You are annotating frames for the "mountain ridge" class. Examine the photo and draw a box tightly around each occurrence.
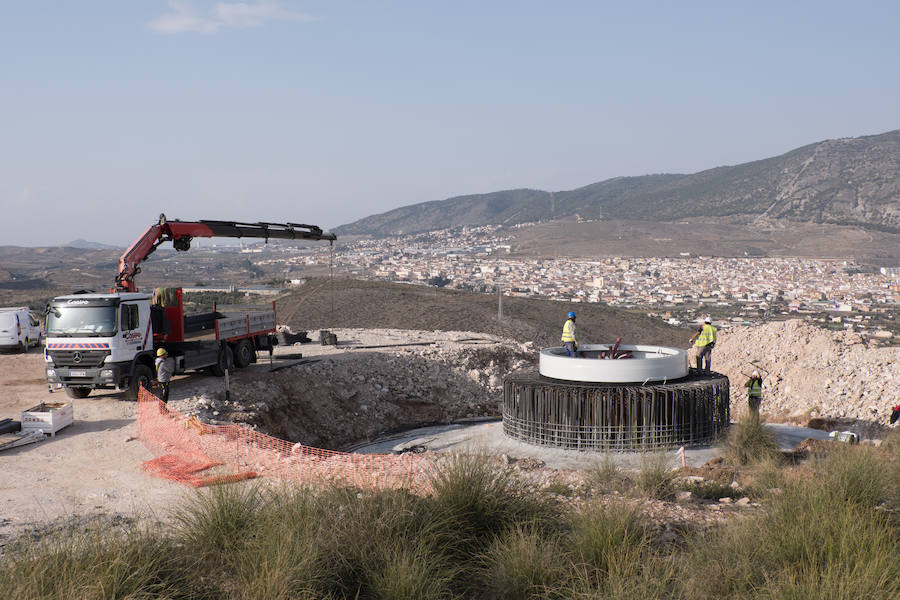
[336,130,900,236]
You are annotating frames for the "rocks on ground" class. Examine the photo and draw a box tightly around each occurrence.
[711,319,898,428]
[169,322,899,449]
[170,329,534,449]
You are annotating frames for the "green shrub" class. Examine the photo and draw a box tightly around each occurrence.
[745,454,788,496]
[544,478,575,497]
[680,450,900,600]
[678,478,740,501]
[173,481,265,562]
[812,444,887,509]
[565,557,681,600]
[882,430,900,513]
[567,501,650,578]
[229,487,327,600]
[564,501,679,600]
[478,524,568,600]
[5,442,898,600]
[723,419,782,466]
[587,453,630,494]
[0,523,196,600]
[310,487,452,598]
[635,453,674,500]
[428,453,555,554]
[366,542,458,600]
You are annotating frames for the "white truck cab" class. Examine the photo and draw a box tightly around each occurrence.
[44,292,154,399]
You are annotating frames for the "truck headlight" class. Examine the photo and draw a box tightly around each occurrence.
[101,369,114,379]
[46,368,57,378]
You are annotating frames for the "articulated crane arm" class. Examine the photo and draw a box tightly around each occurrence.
[114,213,337,292]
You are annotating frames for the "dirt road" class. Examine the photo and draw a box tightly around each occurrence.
[0,349,194,541]
[0,330,518,540]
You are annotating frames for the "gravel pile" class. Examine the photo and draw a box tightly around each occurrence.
[711,319,898,426]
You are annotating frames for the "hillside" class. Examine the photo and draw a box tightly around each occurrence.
[336,130,900,235]
[276,277,691,349]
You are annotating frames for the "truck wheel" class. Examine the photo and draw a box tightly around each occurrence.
[65,387,92,399]
[233,339,254,368]
[211,345,234,377]
[127,364,154,401]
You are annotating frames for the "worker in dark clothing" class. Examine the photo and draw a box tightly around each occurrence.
[689,317,717,371]
[891,404,900,425]
[745,370,763,424]
[154,347,174,403]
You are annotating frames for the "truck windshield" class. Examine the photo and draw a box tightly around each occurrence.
[46,305,118,337]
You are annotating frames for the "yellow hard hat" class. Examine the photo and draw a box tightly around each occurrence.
[157,348,168,357]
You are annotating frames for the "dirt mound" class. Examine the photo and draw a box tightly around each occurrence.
[172,330,534,449]
[712,320,899,426]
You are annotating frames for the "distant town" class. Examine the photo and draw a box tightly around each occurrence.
[233,224,899,342]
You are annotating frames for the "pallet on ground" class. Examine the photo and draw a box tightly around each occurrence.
[0,431,45,451]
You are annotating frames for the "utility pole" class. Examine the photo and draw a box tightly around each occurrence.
[498,286,503,321]
[329,241,335,318]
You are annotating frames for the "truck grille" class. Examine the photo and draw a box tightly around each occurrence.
[49,350,110,368]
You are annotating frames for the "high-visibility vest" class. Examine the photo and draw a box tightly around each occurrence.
[561,319,576,343]
[748,379,762,399]
[694,324,716,347]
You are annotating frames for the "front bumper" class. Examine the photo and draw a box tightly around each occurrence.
[46,365,122,389]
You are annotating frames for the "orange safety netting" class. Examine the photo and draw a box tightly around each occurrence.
[136,386,434,490]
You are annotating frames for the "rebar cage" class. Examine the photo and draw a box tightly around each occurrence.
[502,369,730,451]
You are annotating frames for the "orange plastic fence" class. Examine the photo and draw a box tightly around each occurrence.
[136,386,434,490]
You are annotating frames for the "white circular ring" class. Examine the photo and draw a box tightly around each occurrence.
[539,344,689,383]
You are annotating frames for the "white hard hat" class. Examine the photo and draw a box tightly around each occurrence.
[752,370,759,377]
[704,317,712,323]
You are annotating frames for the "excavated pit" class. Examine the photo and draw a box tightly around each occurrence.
[190,343,534,450]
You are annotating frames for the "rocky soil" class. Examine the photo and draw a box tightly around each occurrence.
[170,321,898,450]
[712,319,898,430]
[168,329,535,449]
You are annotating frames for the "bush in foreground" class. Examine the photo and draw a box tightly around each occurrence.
[722,418,782,466]
[2,443,898,599]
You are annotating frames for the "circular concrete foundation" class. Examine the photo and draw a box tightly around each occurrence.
[503,369,730,451]
[540,344,689,383]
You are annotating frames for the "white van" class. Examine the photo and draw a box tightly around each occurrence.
[0,307,41,352]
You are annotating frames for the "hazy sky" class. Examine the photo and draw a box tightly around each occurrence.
[2,1,898,246]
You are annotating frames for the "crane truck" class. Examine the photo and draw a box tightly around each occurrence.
[43,214,336,400]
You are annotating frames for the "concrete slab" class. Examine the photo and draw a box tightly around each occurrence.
[352,420,834,470]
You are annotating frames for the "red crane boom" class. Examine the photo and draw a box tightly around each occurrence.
[115,213,336,292]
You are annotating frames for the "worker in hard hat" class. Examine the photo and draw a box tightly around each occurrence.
[154,347,175,403]
[561,311,577,357]
[745,369,763,424]
[689,317,717,372]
